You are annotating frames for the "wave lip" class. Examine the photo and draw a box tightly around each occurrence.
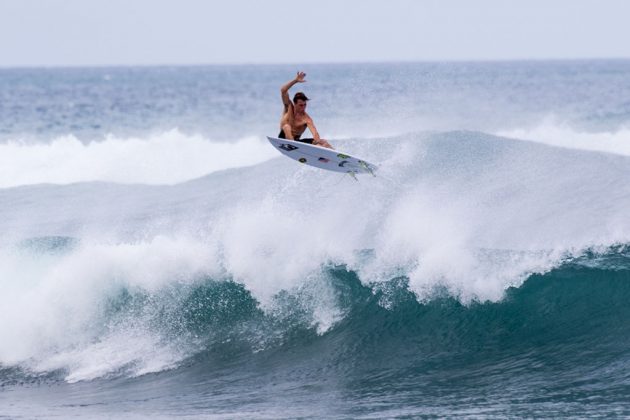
[0,129,278,188]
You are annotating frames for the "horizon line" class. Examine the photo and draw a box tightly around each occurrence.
[1,56,629,70]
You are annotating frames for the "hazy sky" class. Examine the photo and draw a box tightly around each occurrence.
[1,0,629,67]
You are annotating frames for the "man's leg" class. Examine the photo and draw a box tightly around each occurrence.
[282,124,294,140]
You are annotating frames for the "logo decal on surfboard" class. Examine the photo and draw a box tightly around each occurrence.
[299,158,307,163]
[318,157,330,163]
[338,160,349,167]
[337,153,350,159]
[279,143,299,152]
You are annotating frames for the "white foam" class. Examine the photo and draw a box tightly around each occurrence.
[36,328,186,383]
[0,130,278,187]
[0,233,344,381]
[0,236,218,375]
[497,119,630,156]
[210,197,362,305]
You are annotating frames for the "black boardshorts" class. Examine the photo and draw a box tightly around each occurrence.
[278,130,314,144]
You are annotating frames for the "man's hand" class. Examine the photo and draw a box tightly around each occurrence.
[295,71,307,83]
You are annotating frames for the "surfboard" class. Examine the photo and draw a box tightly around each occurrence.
[267,136,377,177]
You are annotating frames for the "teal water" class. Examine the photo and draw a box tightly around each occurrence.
[1,61,630,418]
[3,250,630,418]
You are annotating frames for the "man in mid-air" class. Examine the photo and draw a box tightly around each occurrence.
[278,71,333,149]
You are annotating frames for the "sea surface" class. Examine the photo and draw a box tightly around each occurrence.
[1,60,630,418]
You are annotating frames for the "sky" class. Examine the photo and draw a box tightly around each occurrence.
[0,0,629,67]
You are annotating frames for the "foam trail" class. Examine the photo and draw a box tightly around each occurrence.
[0,130,278,187]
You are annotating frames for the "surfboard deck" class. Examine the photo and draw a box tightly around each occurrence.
[267,137,377,175]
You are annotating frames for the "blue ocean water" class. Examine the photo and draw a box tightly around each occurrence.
[1,60,630,418]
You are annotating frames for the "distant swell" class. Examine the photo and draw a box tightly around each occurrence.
[4,122,630,188]
[0,130,277,187]
[496,121,630,156]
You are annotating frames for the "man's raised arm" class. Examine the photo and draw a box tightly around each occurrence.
[280,71,306,107]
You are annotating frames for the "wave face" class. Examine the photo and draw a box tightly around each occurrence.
[2,61,630,418]
[2,241,630,418]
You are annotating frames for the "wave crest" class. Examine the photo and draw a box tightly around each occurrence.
[0,130,277,187]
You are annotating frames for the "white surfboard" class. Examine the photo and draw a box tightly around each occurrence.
[267,137,377,176]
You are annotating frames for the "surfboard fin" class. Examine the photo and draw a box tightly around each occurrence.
[348,171,358,181]
[359,161,376,177]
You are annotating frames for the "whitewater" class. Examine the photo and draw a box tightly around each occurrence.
[1,61,630,418]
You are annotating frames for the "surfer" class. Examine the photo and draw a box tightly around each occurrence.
[279,71,333,149]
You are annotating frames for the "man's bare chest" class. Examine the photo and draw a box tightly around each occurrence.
[293,113,309,127]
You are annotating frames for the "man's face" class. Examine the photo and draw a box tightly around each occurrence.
[295,99,307,112]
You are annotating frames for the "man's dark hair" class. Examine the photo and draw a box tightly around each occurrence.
[293,92,309,102]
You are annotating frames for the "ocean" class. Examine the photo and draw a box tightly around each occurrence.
[1,60,630,418]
